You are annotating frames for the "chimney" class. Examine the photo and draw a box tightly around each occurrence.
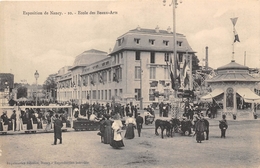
[155,25,159,33]
[205,46,208,70]
[167,26,171,33]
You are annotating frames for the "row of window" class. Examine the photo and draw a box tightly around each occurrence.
[118,37,183,47]
[134,66,169,80]
[135,51,184,63]
[59,88,170,102]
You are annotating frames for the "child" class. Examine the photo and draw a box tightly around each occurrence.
[219,114,228,138]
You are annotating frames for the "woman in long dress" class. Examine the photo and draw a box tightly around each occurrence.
[110,114,124,149]
[124,113,136,139]
[103,114,113,144]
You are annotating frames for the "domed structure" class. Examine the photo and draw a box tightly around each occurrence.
[217,60,248,71]
[207,60,259,82]
[201,60,260,120]
[71,49,107,70]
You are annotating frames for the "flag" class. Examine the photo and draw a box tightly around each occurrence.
[167,56,175,90]
[90,74,95,86]
[113,72,119,83]
[182,59,189,88]
[184,73,189,88]
[230,17,240,43]
[234,29,240,43]
[175,54,181,87]
[99,72,104,84]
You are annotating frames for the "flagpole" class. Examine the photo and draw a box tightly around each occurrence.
[231,17,239,61]
[172,0,177,96]
[232,23,235,61]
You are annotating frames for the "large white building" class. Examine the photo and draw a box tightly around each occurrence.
[56,26,195,108]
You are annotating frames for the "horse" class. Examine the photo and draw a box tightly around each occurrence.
[155,118,180,139]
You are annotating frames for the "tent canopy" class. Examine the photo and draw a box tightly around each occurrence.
[237,88,260,103]
[200,88,224,102]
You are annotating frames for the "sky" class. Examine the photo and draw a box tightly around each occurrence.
[0,0,259,85]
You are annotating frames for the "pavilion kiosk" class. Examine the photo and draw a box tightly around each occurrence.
[201,60,260,119]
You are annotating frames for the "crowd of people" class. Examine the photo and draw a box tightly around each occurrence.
[0,108,70,132]
[1,100,229,148]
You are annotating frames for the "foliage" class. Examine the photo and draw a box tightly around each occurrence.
[43,75,57,91]
[17,86,27,99]
[43,75,57,98]
[192,54,200,73]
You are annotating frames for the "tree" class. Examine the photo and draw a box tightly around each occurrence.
[17,86,27,99]
[43,74,57,99]
[192,54,200,73]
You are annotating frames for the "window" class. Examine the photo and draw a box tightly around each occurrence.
[93,90,96,99]
[117,54,120,64]
[150,67,156,79]
[149,39,155,45]
[98,90,100,99]
[109,90,111,100]
[101,90,103,100]
[119,89,123,96]
[82,91,86,99]
[114,67,122,81]
[135,89,141,101]
[108,70,111,82]
[149,89,156,101]
[115,89,117,96]
[135,66,141,79]
[164,53,169,62]
[93,73,97,83]
[105,90,107,100]
[135,51,140,60]
[164,67,170,79]
[121,53,123,59]
[163,40,169,46]
[177,41,182,46]
[103,71,107,83]
[134,38,140,44]
[150,52,155,63]
[117,38,124,46]
[178,53,183,63]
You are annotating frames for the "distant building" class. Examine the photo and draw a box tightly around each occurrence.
[27,84,44,100]
[56,27,195,108]
[0,73,14,106]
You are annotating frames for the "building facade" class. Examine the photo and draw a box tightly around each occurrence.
[56,27,195,108]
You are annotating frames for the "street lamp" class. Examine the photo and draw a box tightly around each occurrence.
[4,81,9,106]
[34,70,39,106]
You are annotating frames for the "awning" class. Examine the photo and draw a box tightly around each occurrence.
[200,88,224,102]
[237,88,260,103]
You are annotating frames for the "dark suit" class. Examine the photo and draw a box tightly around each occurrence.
[136,116,144,137]
[54,118,63,144]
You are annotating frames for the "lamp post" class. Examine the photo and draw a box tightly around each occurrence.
[34,70,39,106]
[4,81,9,106]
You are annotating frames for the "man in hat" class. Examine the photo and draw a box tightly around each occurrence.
[52,114,63,145]
[135,112,144,137]
[1,111,9,125]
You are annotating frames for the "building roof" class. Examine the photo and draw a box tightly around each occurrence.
[207,60,260,82]
[70,49,108,70]
[217,60,249,71]
[110,27,195,55]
